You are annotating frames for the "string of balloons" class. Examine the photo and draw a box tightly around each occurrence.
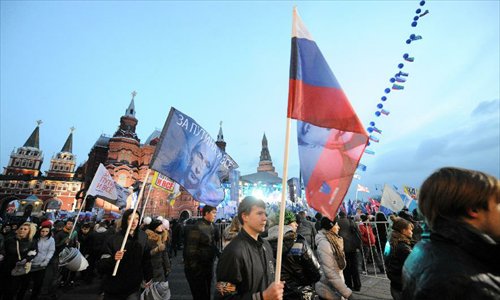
[358,0,429,172]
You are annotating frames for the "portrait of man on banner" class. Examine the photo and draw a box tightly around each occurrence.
[150,108,238,206]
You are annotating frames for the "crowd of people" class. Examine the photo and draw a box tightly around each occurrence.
[0,167,498,300]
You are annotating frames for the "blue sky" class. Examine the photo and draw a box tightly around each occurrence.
[1,1,499,201]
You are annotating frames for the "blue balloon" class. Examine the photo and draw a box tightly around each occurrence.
[414,16,419,21]
[375,111,381,117]
[384,88,390,94]
[411,21,418,27]
[377,103,383,109]
[370,121,375,126]
[390,78,396,83]
[368,127,374,133]
[381,96,387,101]
[416,8,422,14]
[420,1,425,6]
[403,53,409,59]
[367,141,371,146]
[398,63,404,69]
[406,39,412,44]
[410,34,416,39]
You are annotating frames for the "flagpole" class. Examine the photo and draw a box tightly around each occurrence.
[275,117,291,283]
[68,194,88,239]
[139,184,153,224]
[112,168,151,276]
[356,189,359,202]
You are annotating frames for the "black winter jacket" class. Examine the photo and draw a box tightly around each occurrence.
[183,218,219,275]
[402,219,500,300]
[215,228,275,300]
[97,229,153,297]
[267,226,321,300]
[337,216,362,253]
[386,241,412,291]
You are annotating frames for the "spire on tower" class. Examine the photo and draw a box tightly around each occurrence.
[126,91,137,116]
[61,127,75,153]
[217,121,224,142]
[23,120,42,148]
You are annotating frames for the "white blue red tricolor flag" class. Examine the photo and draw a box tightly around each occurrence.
[288,8,368,220]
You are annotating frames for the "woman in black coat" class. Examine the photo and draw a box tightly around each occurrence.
[385,215,414,300]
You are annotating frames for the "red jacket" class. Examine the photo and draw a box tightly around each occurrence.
[358,222,376,246]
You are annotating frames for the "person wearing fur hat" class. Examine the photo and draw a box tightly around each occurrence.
[145,218,171,282]
[0,222,38,300]
[315,217,354,300]
[266,210,321,300]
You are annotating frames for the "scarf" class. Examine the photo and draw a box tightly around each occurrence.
[324,230,347,270]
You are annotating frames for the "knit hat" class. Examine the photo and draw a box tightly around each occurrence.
[148,219,163,232]
[40,220,53,228]
[320,216,338,231]
[143,216,152,225]
[162,219,170,231]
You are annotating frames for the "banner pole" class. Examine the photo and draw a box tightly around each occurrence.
[275,117,292,283]
[68,194,89,239]
[139,184,153,224]
[112,169,151,276]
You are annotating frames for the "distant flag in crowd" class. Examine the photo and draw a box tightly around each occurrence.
[150,107,238,206]
[357,164,367,172]
[87,163,130,209]
[403,185,419,199]
[369,197,381,212]
[357,184,370,193]
[380,184,405,212]
[288,8,368,220]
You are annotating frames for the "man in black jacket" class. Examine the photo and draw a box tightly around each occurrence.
[402,167,500,299]
[183,205,220,300]
[215,196,284,300]
[97,209,153,300]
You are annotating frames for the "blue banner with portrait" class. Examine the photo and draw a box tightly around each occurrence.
[150,107,239,206]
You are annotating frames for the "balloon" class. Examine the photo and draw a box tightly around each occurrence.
[390,78,396,83]
[377,103,383,109]
[416,8,422,14]
[385,88,391,94]
[381,96,387,101]
[406,39,412,44]
[411,21,418,27]
[398,63,404,69]
[410,34,415,39]
[414,16,419,21]
[375,111,381,117]
[420,1,425,6]
[367,127,374,133]
[370,121,375,126]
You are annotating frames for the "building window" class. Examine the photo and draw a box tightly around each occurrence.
[28,161,33,168]
[14,160,20,166]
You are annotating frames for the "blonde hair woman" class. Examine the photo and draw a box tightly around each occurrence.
[1,222,38,300]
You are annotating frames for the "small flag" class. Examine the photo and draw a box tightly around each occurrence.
[357,184,370,193]
[364,149,375,155]
[371,126,382,134]
[395,76,407,83]
[353,173,361,180]
[369,135,380,143]
[392,84,405,90]
[357,164,367,172]
[403,185,419,199]
[381,109,390,115]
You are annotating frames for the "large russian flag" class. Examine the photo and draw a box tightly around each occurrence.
[288,8,368,220]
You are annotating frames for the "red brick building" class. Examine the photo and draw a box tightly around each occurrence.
[81,92,225,220]
[0,122,83,218]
